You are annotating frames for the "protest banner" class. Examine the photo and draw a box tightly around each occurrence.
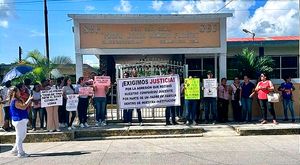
[41,89,63,108]
[203,78,218,98]
[79,87,94,96]
[184,78,200,100]
[117,75,181,109]
[94,76,111,86]
[66,94,79,111]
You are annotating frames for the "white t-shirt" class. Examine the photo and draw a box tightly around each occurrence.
[0,87,11,107]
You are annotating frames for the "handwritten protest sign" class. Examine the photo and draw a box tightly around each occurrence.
[41,89,63,108]
[184,78,200,100]
[79,87,94,96]
[117,75,180,109]
[203,78,218,98]
[66,94,79,111]
[94,76,111,86]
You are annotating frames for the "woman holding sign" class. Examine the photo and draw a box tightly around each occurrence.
[42,79,60,132]
[93,73,111,126]
[62,77,77,130]
[75,77,90,128]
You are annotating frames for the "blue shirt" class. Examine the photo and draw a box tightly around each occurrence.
[279,82,294,99]
[241,82,255,98]
[10,99,29,121]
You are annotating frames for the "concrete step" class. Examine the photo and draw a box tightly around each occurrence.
[74,125,205,138]
[75,134,203,141]
[233,123,300,136]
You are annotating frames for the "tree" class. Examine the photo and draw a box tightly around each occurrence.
[14,50,73,83]
[234,48,274,79]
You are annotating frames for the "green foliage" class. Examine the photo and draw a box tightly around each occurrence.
[11,50,73,84]
[234,48,274,79]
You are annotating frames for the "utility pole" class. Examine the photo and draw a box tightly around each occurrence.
[18,46,22,63]
[44,0,50,67]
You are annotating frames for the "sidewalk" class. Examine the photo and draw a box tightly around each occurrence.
[1,122,299,144]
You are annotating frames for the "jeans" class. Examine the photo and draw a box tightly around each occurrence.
[259,99,276,120]
[185,100,197,123]
[31,107,46,129]
[12,119,28,155]
[176,97,185,118]
[94,97,107,122]
[58,103,67,124]
[241,97,253,122]
[282,99,295,120]
[124,109,143,123]
[232,100,242,122]
[217,98,229,122]
[78,98,89,124]
[204,97,217,121]
[165,106,176,124]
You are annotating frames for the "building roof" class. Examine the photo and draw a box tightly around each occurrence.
[68,13,233,20]
[227,36,299,42]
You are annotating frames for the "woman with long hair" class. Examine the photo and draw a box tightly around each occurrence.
[42,78,61,132]
[9,86,33,158]
[75,77,90,128]
[62,77,76,130]
[31,82,46,131]
[255,73,278,124]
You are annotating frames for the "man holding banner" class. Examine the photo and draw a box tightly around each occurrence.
[203,71,218,124]
[165,69,179,125]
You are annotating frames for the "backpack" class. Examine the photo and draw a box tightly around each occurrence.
[233,84,240,100]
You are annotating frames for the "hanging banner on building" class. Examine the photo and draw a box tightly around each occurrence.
[41,89,63,108]
[117,75,181,109]
[203,78,218,98]
[66,94,79,111]
[79,87,94,96]
[184,78,200,100]
[94,76,111,86]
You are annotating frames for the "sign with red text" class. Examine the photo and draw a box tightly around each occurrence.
[117,75,180,109]
[79,87,94,96]
[94,76,111,86]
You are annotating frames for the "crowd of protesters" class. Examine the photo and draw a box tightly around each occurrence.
[0,69,298,157]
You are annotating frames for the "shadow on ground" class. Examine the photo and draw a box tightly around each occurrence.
[0,145,13,153]
[29,151,91,157]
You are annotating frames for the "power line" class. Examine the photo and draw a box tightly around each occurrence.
[1,0,299,5]
[215,0,234,13]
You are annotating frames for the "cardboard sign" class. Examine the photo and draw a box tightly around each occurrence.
[94,76,111,86]
[184,78,200,100]
[203,78,218,98]
[41,89,63,108]
[79,87,94,96]
[66,94,79,111]
[117,75,181,109]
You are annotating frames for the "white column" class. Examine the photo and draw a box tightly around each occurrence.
[219,53,227,80]
[76,53,83,81]
[214,53,218,80]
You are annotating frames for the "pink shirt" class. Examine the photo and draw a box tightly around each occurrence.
[94,84,108,97]
[257,80,272,100]
[218,85,230,100]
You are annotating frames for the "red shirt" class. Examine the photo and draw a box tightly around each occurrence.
[257,80,272,100]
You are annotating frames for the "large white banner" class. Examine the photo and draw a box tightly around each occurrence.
[117,75,181,109]
[41,89,63,108]
[203,78,218,98]
[66,94,79,111]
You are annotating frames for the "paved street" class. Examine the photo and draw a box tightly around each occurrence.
[1,135,300,165]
